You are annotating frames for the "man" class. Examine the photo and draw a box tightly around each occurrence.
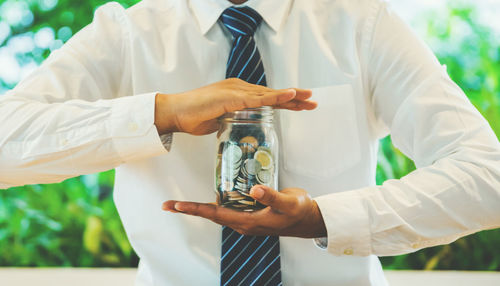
[1,0,499,285]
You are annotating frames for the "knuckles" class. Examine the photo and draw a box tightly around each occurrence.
[234,222,263,236]
[235,226,260,236]
[263,192,277,206]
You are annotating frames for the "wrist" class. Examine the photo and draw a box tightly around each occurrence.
[154,93,180,135]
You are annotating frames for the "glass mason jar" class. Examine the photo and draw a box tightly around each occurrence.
[215,106,278,211]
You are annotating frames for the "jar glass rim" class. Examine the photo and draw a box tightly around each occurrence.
[220,106,273,123]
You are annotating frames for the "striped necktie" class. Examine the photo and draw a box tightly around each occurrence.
[219,6,282,286]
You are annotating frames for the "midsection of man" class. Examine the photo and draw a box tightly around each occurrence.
[113,0,386,285]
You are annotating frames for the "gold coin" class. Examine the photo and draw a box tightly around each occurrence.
[240,143,256,153]
[238,199,256,206]
[254,150,273,170]
[231,204,247,208]
[228,196,246,201]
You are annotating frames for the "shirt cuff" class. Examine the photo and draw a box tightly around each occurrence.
[159,133,173,151]
[313,187,374,256]
[313,237,328,249]
[107,92,169,162]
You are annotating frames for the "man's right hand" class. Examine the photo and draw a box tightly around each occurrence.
[154,78,317,135]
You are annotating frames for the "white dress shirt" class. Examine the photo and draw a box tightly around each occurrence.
[1,0,499,285]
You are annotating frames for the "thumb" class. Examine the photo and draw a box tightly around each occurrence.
[250,185,295,213]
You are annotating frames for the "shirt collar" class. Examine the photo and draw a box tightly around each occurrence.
[189,0,292,35]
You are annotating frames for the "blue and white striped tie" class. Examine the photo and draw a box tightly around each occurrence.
[219,6,282,286]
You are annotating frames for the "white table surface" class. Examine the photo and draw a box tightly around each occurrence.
[0,268,499,286]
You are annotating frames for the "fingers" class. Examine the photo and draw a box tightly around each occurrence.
[162,200,180,213]
[162,200,250,225]
[272,88,315,110]
[290,88,312,101]
[243,90,317,111]
[249,185,299,214]
[274,99,318,111]
[253,88,314,107]
[162,200,288,235]
[222,79,315,111]
[249,88,297,108]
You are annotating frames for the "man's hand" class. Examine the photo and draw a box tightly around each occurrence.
[161,185,327,238]
[154,78,316,135]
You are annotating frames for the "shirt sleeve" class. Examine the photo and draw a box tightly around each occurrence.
[313,0,500,256]
[0,3,169,189]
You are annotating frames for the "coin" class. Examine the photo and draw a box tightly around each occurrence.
[239,136,259,149]
[234,185,248,193]
[221,164,238,181]
[237,190,252,197]
[229,204,247,208]
[256,170,271,184]
[239,143,256,154]
[254,150,273,170]
[238,199,256,206]
[236,176,248,184]
[235,181,248,188]
[257,146,272,154]
[244,159,261,176]
[223,143,242,165]
[240,162,249,177]
[217,130,275,210]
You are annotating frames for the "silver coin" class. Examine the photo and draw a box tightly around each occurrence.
[235,185,248,192]
[245,159,261,176]
[240,160,249,176]
[223,143,243,164]
[235,180,248,188]
[221,169,238,181]
[236,176,248,184]
[237,190,252,197]
[256,170,271,184]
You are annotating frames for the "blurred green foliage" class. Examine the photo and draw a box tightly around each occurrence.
[0,0,499,270]
[0,170,138,266]
[0,0,141,267]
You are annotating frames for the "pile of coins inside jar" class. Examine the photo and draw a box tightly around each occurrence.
[215,133,275,211]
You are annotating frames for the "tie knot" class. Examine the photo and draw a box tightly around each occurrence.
[220,6,263,38]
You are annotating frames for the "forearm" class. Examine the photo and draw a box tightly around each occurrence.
[0,92,167,188]
[316,145,500,256]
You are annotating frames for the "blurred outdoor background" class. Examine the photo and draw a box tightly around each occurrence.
[0,0,499,271]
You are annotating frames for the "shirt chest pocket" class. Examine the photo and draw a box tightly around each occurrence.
[279,84,361,179]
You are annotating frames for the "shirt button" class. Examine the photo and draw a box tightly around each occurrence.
[412,243,419,249]
[343,248,353,255]
[60,139,69,146]
[128,122,138,132]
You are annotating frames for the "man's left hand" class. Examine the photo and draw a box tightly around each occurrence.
[162,185,327,238]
